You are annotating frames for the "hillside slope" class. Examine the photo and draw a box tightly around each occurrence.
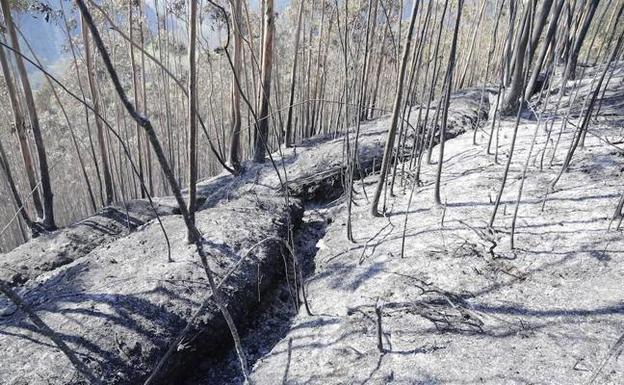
[0,90,487,384]
[192,66,624,384]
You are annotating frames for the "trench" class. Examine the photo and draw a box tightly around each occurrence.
[181,202,333,385]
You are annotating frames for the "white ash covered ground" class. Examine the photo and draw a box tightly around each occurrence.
[199,65,624,384]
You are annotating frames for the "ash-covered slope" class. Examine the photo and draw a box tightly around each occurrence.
[227,66,624,385]
[0,90,489,385]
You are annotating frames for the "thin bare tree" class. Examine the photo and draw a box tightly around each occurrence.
[253,0,275,163]
[370,0,420,217]
[228,0,243,171]
[285,0,305,148]
[433,0,464,206]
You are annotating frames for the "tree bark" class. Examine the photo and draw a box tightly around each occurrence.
[433,0,464,206]
[82,15,114,206]
[567,0,601,79]
[227,0,243,171]
[253,0,275,163]
[370,0,421,217]
[284,0,305,148]
[500,3,532,115]
[188,0,199,240]
[525,0,565,100]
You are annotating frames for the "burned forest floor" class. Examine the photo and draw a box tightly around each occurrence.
[2,63,624,385]
[190,64,624,385]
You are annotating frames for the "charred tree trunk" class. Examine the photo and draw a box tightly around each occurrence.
[228,0,243,171]
[525,0,565,99]
[253,0,275,163]
[433,0,464,206]
[187,0,198,239]
[500,3,532,115]
[370,0,420,217]
[82,15,114,206]
[284,0,305,148]
[567,0,601,79]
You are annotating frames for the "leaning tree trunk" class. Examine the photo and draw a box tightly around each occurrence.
[457,0,486,89]
[1,0,56,230]
[370,0,421,217]
[490,0,536,227]
[525,0,565,100]
[551,15,624,190]
[528,0,554,64]
[567,0,601,79]
[500,3,532,115]
[503,0,517,85]
[433,0,464,206]
[253,0,275,163]
[228,0,243,171]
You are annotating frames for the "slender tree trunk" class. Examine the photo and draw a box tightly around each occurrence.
[17,25,97,213]
[551,20,624,189]
[424,0,450,164]
[228,0,243,171]
[501,3,532,115]
[528,0,554,63]
[82,15,114,206]
[138,1,154,196]
[567,0,601,79]
[253,0,275,163]
[525,0,565,100]
[285,0,305,148]
[490,0,535,227]
[458,0,486,89]
[310,2,328,132]
[503,0,517,85]
[369,22,389,120]
[433,0,464,206]
[128,1,145,198]
[593,1,620,65]
[187,0,198,240]
[370,0,420,217]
